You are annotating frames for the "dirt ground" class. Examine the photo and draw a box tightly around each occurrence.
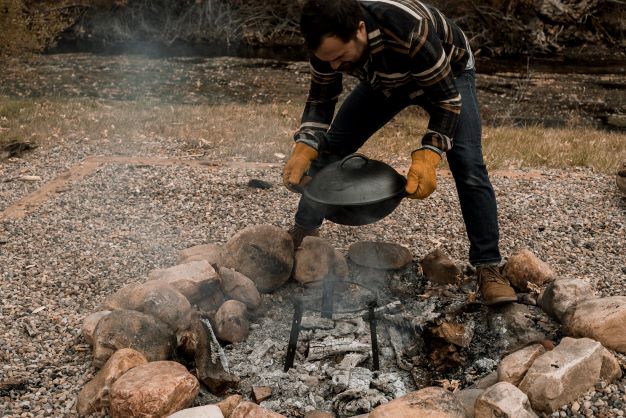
[0,53,625,132]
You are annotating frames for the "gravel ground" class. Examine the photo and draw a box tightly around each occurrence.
[0,145,624,417]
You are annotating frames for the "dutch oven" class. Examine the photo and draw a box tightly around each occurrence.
[301,153,407,226]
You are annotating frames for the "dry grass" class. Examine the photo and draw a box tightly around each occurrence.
[1,95,624,173]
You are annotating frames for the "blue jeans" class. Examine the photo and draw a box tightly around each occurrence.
[295,70,501,266]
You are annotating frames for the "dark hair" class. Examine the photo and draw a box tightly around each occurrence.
[300,0,365,51]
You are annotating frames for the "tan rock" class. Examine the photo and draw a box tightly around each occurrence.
[473,371,499,390]
[221,225,294,293]
[216,394,243,418]
[349,241,412,270]
[92,309,175,368]
[215,300,249,343]
[218,266,261,310]
[252,386,272,403]
[230,401,287,417]
[168,405,225,418]
[432,322,473,348]
[419,248,460,285]
[537,278,595,323]
[77,348,147,416]
[503,249,555,292]
[293,236,336,285]
[518,337,604,413]
[177,243,224,264]
[149,260,220,305]
[600,348,623,382]
[81,310,111,347]
[498,344,546,386]
[109,361,199,418]
[475,382,538,418]
[369,386,465,418]
[564,296,626,353]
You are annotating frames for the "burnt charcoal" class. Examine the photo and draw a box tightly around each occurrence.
[1,142,36,159]
[247,179,272,189]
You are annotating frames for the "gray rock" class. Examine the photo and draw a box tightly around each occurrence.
[537,278,595,323]
[419,248,460,285]
[221,224,294,293]
[475,381,538,418]
[92,309,176,368]
[518,337,604,413]
[348,241,412,270]
[488,304,550,353]
[454,388,484,418]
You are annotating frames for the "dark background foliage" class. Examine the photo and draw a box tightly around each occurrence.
[1,0,625,58]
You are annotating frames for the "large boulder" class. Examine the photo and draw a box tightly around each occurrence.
[503,249,555,292]
[92,309,175,368]
[488,304,550,353]
[349,241,412,270]
[77,348,147,415]
[148,260,221,305]
[563,296,626,353]
[518,337,604,413]
[109,361,199,418]
[537,278,595,323]
[475,382,538,418]
[97,281,193,332]
[217,266,262,310]
[124,280,193,332]
[369,386,465,417]
[221,225,294,293]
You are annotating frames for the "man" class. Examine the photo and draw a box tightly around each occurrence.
[283,0,516,305]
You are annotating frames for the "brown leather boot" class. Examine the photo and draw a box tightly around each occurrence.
[477,265,517,305]
[287,225,320,249]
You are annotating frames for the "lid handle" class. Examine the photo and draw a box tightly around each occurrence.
[339,153,369,168]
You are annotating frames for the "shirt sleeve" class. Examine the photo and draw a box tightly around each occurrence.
[408,18,462,153]
[293,56,343,151]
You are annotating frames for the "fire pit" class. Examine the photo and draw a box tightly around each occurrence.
[284,277,380,371]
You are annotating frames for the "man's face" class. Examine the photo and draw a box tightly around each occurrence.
[314,21,368,72]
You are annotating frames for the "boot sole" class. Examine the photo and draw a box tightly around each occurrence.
[484,295,518,306]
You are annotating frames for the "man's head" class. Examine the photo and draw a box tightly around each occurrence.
[300,0,368,72]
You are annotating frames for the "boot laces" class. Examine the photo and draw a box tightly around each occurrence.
[478,266,509,286]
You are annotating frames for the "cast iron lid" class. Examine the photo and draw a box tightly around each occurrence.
[304,154,407,206]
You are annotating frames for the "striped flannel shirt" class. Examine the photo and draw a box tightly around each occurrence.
[294,0,474,154]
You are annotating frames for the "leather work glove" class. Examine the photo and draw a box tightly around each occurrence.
[283,142,319,192]
[405,148,442,199]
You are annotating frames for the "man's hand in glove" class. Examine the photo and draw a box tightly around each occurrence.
[283,142,319,192]
[405,148,442,199]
